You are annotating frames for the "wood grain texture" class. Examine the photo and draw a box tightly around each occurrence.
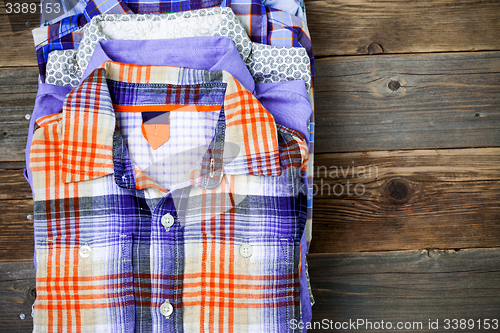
[2,0,500,67]
[1,249,499,331]
[314,51,500,153]
[0,66,38,162]
[307,0,500,57]
[0,198,34,261]
[307,248,500,333]
[0,261,36,332]
[0,168,31,200]
[0,0,38,67]
[309,148,500,253]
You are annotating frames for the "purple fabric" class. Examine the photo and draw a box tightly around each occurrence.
[81,37,255,91]
[82,37,311,140]
[300,228,312,332]
[254,81,311,144]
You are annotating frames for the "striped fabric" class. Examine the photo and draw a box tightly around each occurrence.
[30,61,308,332]
[43,9,312,89]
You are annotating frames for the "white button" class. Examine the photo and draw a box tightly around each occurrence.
[239,244,253,258]
[161,213,175,229]
[160,300,173,318]
[79,244,92,258]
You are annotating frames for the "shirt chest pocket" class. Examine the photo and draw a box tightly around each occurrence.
[33,234,135,332]
[182,235,301,333]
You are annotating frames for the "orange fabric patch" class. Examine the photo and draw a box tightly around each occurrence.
[112,104,222,112]
[141,124,171,150]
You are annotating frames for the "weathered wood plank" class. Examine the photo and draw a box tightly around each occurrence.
[0,198,34,261]
[0,168,31,200]
[0,161,26,169]
[1,249,499,331]
[0,0,38,67]
[2,0,500,67]
[0,66,38,161]
[0,261,36,332]
[2,52,500,160]
[314,51,500,153]
[1,148,499,258]
[307,248,500,332]
[307,0,500,57]
[310,148,500,253]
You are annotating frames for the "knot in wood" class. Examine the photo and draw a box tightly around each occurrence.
[388,179,408,201]
[29,287,37,300]
[367,42,384,55]
[388,80,401,91]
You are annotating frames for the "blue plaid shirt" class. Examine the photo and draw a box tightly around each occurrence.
[32,0,312,82]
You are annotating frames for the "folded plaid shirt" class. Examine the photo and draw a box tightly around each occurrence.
[30,61,310,332]
[37,4,315,250]
[41,0,304,26]
[32,0,312,81]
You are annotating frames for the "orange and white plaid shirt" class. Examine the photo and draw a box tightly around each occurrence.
[30,61,311,332]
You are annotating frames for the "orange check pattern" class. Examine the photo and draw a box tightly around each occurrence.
[30,61,309,332]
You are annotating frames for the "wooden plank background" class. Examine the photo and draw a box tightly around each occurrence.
[307,0,500,57]
[0,0,499,331]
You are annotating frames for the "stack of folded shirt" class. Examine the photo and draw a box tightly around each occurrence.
[26,0,315,331]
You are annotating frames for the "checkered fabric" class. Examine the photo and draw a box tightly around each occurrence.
[37,4,315,250]
[30,61,308,332]
[33,0,134,78]
[223,0,313,78]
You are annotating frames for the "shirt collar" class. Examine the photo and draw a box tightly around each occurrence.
[82,36,255,94]
[60,61,281,189]
[77,8,252,77]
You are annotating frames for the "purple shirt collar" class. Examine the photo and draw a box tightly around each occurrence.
[82,36,255,93]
